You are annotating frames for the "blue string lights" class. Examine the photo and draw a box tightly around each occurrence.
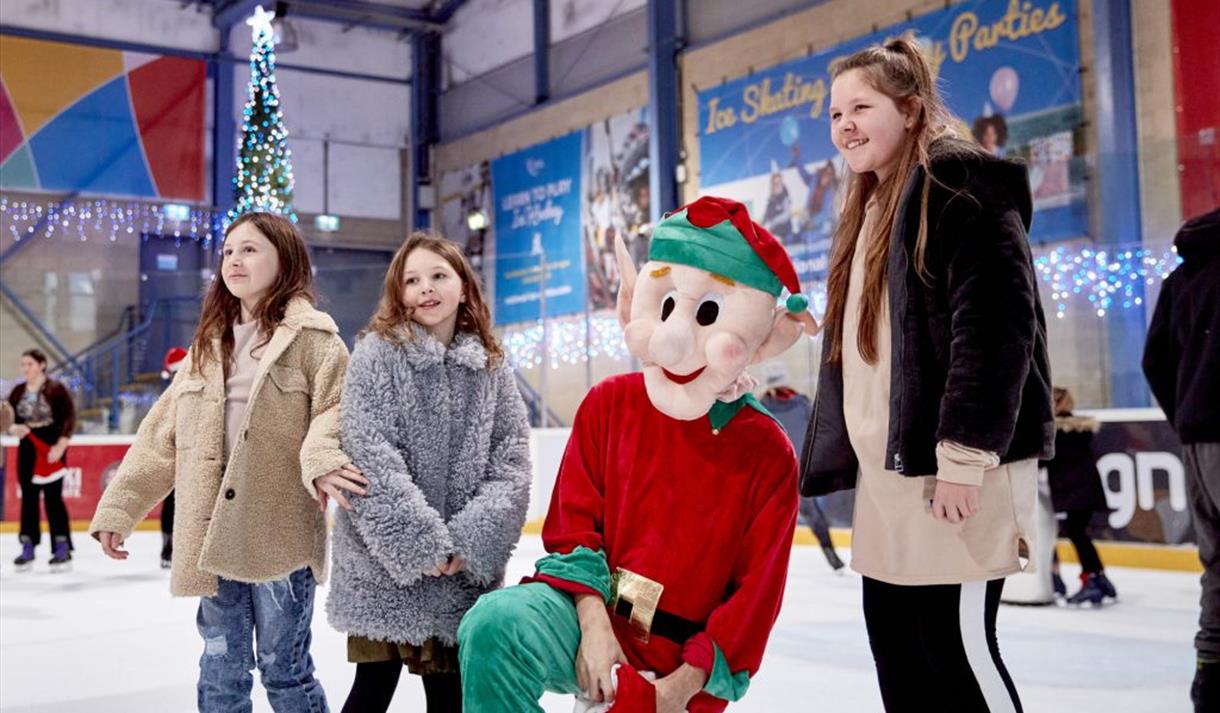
[497,242,1184,369]
[502,314,630,369]
[1033,243,1182,319]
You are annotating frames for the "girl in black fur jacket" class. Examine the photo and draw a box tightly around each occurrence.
[800,33,1053,713]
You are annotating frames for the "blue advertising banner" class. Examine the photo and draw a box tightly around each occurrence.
[697,0,1085,310]
[491,131,586,325]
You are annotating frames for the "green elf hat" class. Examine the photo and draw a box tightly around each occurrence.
[648,195,809,315]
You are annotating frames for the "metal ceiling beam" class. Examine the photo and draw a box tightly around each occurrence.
[212,0,465,37]
[0,25,410,85]
[212,0,265,28]
[282,0,443,31]
[315,0,430,22]
[432,0,468,25]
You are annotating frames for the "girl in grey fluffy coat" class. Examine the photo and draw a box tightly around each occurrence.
[328,233,532,713]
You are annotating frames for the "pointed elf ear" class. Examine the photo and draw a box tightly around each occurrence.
[752,306,820,364]
[615,234,638,329]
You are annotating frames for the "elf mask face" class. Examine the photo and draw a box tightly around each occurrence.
[615,197,819,421]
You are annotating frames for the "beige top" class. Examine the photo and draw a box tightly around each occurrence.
[225,319,266,459]
[844,198,1037,585]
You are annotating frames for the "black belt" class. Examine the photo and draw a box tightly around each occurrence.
[613,598,703,644]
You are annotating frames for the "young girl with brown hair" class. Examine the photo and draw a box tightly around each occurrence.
[327,232,531,713]
[90,212,367,713]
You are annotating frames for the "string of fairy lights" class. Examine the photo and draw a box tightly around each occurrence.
[0,194,1187,369]
[1032,243,1182,319]
[0,197,223,245]
[501,314,630,370]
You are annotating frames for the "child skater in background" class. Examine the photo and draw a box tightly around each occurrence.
[1043,386,1117,606]
[799,34,1054,712]
[327,232,532,713]
[90,211,368,713]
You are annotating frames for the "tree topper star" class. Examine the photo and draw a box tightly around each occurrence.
[247,5,275,41]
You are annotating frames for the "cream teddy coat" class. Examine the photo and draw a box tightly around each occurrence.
[89,298,350,596]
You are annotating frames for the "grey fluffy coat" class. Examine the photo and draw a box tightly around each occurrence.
[327,325,531,645]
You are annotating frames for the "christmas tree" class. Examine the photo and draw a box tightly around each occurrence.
[229,5,296,223]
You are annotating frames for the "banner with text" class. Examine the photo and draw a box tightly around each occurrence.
[697,0,1085,315]
[492,131,585,325]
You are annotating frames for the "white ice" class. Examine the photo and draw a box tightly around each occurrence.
[0,532,1198,712]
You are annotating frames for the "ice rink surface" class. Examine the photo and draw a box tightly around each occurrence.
[0,532,1199,712]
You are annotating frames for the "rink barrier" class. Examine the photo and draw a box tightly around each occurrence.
[0,519,1202,572]
[2,415,1206,573]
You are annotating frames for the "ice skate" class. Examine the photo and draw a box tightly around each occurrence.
[48,538,72,573]
[1066,572,1117,607]
[13,540,35,572]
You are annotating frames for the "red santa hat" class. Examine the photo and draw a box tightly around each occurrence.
[162,347,188,380]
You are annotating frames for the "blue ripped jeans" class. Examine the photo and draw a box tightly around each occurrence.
[196,567,328,713]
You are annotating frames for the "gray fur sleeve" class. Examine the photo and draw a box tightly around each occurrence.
[340,337,453,585]
[447,364,532,586]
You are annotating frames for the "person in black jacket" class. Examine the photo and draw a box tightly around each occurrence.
[799,34,1053,712]
[1042,387,1116,606]
[1142,207,1220,713]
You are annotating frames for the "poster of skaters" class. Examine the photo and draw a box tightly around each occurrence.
[583,108,651,311]
[697,0,1087,315]
[490,131,586,325]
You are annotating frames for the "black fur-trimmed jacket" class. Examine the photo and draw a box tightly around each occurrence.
[799,139,1055,496]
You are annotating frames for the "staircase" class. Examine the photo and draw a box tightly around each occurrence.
[49,298,200,433]
[47,299,563,433]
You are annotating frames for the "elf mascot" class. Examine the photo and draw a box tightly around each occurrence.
[459,196,818,713]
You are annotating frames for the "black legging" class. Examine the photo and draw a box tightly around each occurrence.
[340,661,462,713]
[799,495,834,549]
[161,490,175,534]
[1063,509,1103,574]
[16,434,71,547]
[863,577,1022,712]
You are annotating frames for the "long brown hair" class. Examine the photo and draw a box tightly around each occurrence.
[823,33,965,364]
[365,232,504,368]
[190,212,316,373]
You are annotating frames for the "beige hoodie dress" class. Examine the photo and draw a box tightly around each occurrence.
[843,198,1038,586]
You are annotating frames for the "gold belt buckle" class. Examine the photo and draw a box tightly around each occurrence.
[610,567,664,643]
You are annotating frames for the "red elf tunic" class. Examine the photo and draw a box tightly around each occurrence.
[530,372,798,712]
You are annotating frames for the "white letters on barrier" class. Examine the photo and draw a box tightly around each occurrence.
[1099,451,1186,530]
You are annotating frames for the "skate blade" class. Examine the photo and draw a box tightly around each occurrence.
[14,562,33,572]
[49,562,72,573]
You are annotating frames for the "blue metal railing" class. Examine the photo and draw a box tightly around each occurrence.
[513,370,564,427]
[49,297,199,430]
[0,280,86,379]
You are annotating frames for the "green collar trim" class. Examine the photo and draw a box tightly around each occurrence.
[707,392,776,434]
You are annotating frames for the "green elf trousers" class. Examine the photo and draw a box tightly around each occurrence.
[458,583,586,712]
